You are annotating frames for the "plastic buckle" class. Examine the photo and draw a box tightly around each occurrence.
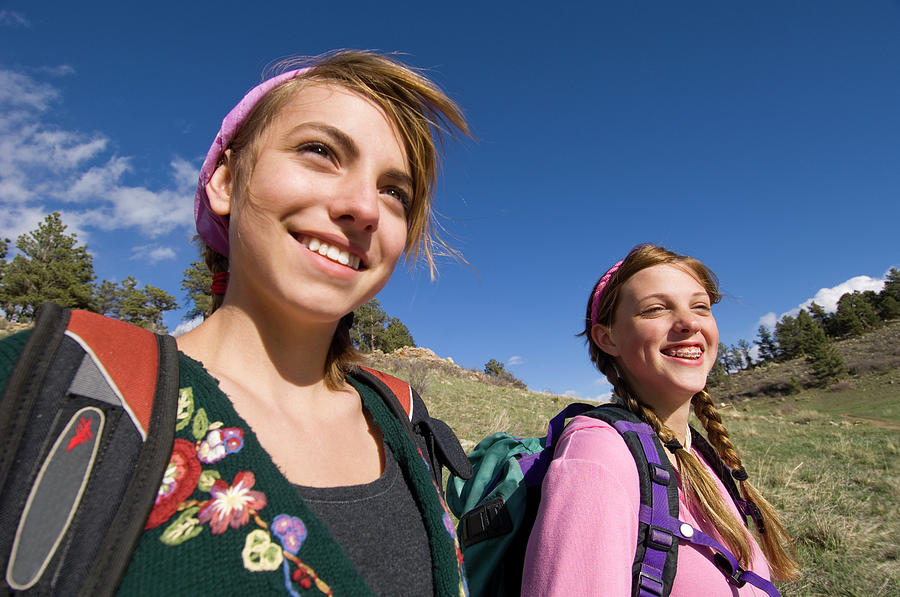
[649,462,671,485]
[637,572,664,596]
[646,526,674,551]
[713,553,747,588]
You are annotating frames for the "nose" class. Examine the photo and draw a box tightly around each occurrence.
[329,176,379,233]
[674,310,701,335]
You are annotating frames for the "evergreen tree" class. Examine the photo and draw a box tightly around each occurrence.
[796,309,824,355]
[351,299,389,351]
[0,213,95,321]
[834,291,879,337]
[729,344,745,372]
[883,268,900,302]
[737,339,752,369]
[117,277,177,332]
[380,317,415,353]
[877,294,900,321]
[756,325,778,363]
[181,256,213,320]
[807,337,846,386]
[707,357,727,387]
[775,315,801,360]
[94,279,123,319]
[483,358,526,388]
[808,302,836,337]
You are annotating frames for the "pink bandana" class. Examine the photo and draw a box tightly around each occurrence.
[589,260,623,324]
[194,68,311,257]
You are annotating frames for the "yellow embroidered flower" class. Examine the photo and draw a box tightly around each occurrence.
[241,529,283,572]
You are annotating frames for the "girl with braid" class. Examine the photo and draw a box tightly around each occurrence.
[522,244,798,596]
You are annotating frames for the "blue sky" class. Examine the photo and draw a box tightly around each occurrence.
[1,2,897,400]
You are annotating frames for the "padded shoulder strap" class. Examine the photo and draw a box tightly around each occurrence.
[581,404,681,597]
[353,367,472,484]
[0,303,178,597]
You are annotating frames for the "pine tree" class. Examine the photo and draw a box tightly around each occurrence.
[756,325,778,363]
[381,317,415,353]
[737,339,752,369]
[0,213,95,321]
[834,292,880,337]
[351,299,389,351]
[775,315,801,360]
[181,256,213,320]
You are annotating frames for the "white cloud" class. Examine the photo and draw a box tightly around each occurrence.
[756,312,777,330]
[0,11,30,27]
[506,355,524,366]
[131,244,177,264]
[37,65,76,77]
[172,315,204,337]
[0,68,196,242]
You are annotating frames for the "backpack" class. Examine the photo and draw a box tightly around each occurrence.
[0,303,471,596]
[446,402,780,597]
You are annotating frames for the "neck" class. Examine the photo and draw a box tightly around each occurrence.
[652,398,693,446]
[176,301,342,402]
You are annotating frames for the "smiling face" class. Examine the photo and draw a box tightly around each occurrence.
[206,82,410,324]
[591,263,719,412]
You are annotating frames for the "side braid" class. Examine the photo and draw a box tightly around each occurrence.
[692,392,800,580]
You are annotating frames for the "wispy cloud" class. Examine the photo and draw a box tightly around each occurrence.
[507,355,524,366]
[131,244,178,264]
[0,68,195,244]
[0,11,30,27]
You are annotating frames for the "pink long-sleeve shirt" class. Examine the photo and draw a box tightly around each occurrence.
[522,415,773,596]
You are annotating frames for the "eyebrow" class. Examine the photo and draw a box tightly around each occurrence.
[303,122,359,160]
[638,292,710,302]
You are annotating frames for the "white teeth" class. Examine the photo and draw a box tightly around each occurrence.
[300,236,361,270]
[663,346,702,359]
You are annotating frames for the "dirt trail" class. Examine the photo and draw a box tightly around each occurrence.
[842,414,900,430]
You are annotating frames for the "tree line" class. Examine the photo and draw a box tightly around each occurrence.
[0,212,420,348]
[0,213,178,332]
[709,270,900,387]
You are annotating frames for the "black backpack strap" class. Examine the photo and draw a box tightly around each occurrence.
[352,367,472,490]
[581,404,681,597]
[689,428,764,532]
[0,303,178,596]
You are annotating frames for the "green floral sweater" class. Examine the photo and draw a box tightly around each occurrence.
[0,331,467,596]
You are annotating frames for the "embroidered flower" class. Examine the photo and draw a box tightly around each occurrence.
[198,471,266,534]
[197,427,245,464]
[271,514,307,554]
[241,529,283,572]
[145,439,201,529]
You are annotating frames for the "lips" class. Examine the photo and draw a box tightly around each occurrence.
[661,345,703,360]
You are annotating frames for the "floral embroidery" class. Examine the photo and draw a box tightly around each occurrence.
[198,471,267,535]
[272,515,307,554]
[197,427,244,464]
[175,387,195,431]
[145,439,201,529]
[242,529,284,571]
[160,506,203,545]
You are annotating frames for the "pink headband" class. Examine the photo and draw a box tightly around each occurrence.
[194,68,311,257]
[589,260,624,324]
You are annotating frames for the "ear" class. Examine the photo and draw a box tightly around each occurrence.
[206,153,234,217]
[590,323,620,357]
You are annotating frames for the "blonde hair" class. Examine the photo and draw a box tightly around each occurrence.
[205,50,471,389]
[581,244,799,580]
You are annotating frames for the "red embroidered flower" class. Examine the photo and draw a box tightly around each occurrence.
[198,471,267,535]
[145,439,201,529]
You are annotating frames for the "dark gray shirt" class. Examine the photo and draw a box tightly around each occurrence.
[295,444,434,596]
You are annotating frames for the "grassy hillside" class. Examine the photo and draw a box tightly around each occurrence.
[368,329,900,596]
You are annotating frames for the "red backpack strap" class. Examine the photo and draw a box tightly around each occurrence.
[358,366,413,420]
[66,310,160,439]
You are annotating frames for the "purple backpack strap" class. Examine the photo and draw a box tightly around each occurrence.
[582,406,681,597]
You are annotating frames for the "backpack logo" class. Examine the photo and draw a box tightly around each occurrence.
[66,416,95,451]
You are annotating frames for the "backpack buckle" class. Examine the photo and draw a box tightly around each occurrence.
[637,571,665,596]
[713,553,748,588]
[646,526,674,551]
[649,462,671,486]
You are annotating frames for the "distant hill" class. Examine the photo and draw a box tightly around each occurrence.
[712,319,900,401]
